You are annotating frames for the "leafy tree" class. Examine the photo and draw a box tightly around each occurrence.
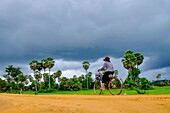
[0,78,8,92]
[131,67,141,83]
[65,76,82,91]
[82,61,90,89]
[3,65,23,90]
[59,77,68,90]
[140,77,152,90]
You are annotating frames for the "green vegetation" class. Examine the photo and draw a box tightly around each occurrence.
[0,50,170,95]
[19,86,170,95]
[82,61,90,89]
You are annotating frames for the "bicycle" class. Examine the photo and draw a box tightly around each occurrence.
[93,71,123,95]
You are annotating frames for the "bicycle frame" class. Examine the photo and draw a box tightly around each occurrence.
[94,71,123,95]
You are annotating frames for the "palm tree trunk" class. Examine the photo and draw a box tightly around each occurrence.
[128,68,132,81]
[49,68,51,89]
[86,70,88,89]
[34,71,38,93]
[35,81,37,92]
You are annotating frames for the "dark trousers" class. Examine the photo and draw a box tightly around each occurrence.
[102,71,114,83]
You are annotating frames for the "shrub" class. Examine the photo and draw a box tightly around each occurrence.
[135,88,147,94]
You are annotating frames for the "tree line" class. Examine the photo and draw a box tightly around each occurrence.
[0,57,93,93]
[0,50,169,94]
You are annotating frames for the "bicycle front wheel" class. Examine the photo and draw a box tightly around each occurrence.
[108,77,123,95]
[94,80,102,95]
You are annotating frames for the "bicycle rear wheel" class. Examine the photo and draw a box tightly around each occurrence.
[94,80,102,95]
[108,77,123,95]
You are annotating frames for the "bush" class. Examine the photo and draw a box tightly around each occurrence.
[38,88,55,93]
[135,88,147,94]
[140,77,152,90]
[157,81,165,87]
[6,90,20,94]
[124,79,137,90]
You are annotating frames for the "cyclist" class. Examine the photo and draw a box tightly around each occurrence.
[98,56,114,90]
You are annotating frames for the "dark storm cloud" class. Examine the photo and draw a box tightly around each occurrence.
[0,0,170,70]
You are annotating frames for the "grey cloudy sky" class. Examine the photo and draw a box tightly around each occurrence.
[0,0,170,80]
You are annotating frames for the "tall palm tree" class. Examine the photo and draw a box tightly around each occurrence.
[134,52,144,69]
[46,57,55,89]
[82,61,90,89]
[122,50,137,71]
[29,60,38,92]
[36,62,43,72]
[41,58,48,73]
[36,62,43,85]
[122,50,137,80]
[41,59,48,84]
[29,60,38,72]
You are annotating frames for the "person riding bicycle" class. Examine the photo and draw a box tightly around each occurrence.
[98,56,114,90]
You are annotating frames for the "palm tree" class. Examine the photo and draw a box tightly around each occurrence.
[53,70,62,83]
[17,73,26,94]
[122,50,137,81]
[29,60,38,72]
[34,70,42,90]
[134,52,144,69]
[156,74,162,81]
[28,75,34,82]
[82,61,90,89]
[46,57,55,89]
[122,50,137,71]
[41,58,48,73]
[36,62,43,87]
[29,60,38,92]
[36,62,43,72]
[114,70,118,76]
[43,73,48,83]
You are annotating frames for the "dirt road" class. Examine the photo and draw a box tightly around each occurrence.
[0,94,170,113]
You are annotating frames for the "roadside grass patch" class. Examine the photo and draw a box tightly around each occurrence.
[20,86,170,95]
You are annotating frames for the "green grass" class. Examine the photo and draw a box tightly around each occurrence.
[21,86,170,95]
[145,86,170,94]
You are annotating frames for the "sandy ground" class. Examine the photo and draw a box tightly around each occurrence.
[0,94,170,113]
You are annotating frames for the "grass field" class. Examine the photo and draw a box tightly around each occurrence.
[22,86,170,95]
